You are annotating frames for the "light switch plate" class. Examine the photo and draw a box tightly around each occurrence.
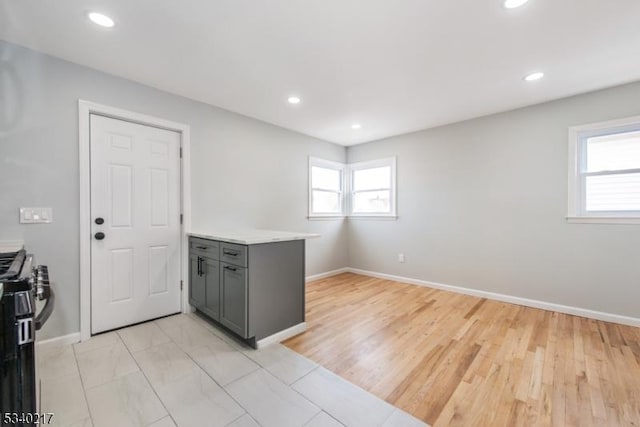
[20,207,53,224]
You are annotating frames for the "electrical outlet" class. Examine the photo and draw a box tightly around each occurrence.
[398,253,405,263]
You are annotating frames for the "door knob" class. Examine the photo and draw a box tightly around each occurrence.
[94,232,106,240]
[95,217,105,225]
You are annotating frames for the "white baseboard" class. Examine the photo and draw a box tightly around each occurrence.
[306,267,350,282]
[256,322,307,348]
[347,268,640,328]
[36,332,81,350]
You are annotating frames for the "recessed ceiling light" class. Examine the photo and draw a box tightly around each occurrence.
[351,124,362,130]
[287,96,301,104]
[88,12,115,28]
[524,72,545,82]
[503,0,529,9]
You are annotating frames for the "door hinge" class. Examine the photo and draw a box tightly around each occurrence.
[179,147,183,158]
[180,213,183,224]
[180,280,183,291]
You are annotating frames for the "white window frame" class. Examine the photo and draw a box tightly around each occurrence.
[308,157,346,218]
[348,157,397,218]
[568,115,640,225]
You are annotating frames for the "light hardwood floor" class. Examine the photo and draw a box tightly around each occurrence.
[284,273,640,426]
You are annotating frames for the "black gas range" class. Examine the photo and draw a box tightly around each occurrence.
[0,248,55,425]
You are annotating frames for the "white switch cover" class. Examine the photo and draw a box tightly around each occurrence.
[20,207,53,224]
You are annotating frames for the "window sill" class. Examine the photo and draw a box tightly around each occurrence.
[566,216,640,225]
[348,215,398,221]
[308,215,399,221]
[307,216,346,221]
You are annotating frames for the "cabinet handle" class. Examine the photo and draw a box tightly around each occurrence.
[197,257,202,276]
[224,265,237,272]
[196,246,207,250]
[223,250,239,257]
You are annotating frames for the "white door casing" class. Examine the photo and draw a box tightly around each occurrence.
[90,114,182,334]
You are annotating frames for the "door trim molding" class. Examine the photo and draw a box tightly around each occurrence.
[78,100,191,341]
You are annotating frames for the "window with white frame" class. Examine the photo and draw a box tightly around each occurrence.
[308,156,397,218]
[308,157,346,217]
[349,157,396,217]
[568,117,640,223]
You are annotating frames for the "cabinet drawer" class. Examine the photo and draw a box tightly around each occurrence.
[220,242,247,267]
[190,237,219,260]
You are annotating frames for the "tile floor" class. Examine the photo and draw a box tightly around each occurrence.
[37,313,428,427]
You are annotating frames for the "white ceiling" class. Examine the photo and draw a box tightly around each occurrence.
[2,0,640,145]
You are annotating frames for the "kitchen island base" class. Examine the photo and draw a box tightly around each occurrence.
[189,234,309,349]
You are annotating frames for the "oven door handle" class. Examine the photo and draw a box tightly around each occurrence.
[35,286,55,331]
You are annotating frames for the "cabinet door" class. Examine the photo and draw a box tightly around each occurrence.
[189,254,205,308]
[203,257,220,321]
[220,262,248,338]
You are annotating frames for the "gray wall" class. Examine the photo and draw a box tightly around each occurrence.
[0,41,347,340]
[347,81,640,319]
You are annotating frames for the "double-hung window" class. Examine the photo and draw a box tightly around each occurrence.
[349,157,397,217]
[308,157,346,217]
[568,116,640,223]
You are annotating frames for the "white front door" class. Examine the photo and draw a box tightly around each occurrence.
[90,114,182,334]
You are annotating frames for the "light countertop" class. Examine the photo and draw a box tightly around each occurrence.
[188,229,320,245]
[0,240,24,253]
